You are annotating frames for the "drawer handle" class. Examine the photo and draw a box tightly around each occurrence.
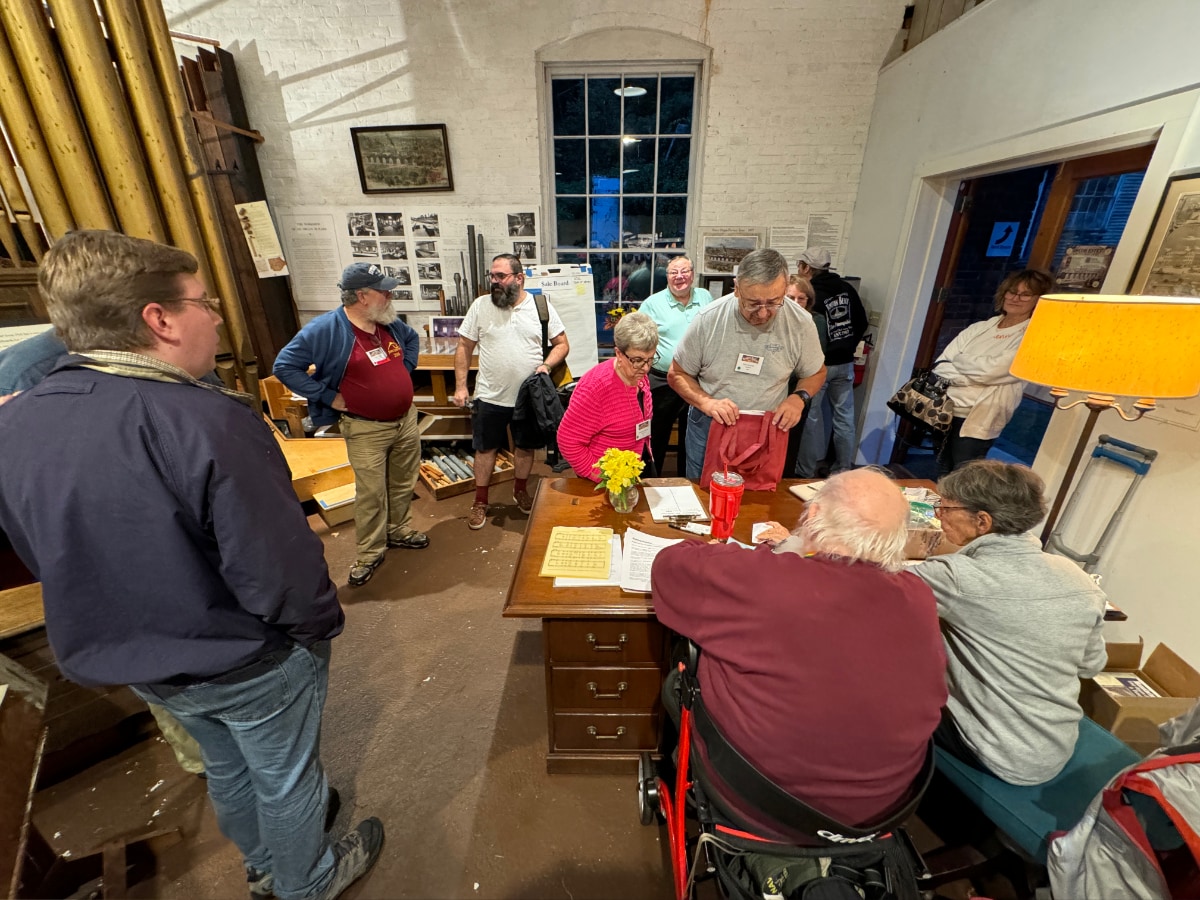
[585,632,627,652]
[587,681,628,700]
[586,725,627,741]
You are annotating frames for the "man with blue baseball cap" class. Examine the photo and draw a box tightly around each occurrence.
[275,262,425,587]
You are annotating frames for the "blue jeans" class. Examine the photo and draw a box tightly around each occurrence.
[133,642,336,900]
[795,362,857,476]
[684,406,713,481]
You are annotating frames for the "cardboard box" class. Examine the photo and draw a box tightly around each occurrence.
[313,482,356,527]
[1080,639,1200,756]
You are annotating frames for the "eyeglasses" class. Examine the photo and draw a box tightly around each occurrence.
[741,300,784,311]
[668,268,693,278]
[619,350,655,368]
[1005,289,1037,301]
[179,295,221,314]
[932,503,972,517]
[488,271,518,283]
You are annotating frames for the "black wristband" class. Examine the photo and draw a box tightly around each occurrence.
[794,389,812,406]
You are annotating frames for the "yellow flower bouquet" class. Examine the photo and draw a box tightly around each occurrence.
[595,447,645,513]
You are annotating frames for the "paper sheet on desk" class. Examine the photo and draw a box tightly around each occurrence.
[554,535,622,587]
[539,526,614,578]
[619,528,683,593]
[643,485,709,522]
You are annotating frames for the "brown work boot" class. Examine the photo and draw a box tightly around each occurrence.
[467,502,488,530]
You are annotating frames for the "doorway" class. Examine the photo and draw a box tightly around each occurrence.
[890,144,1154,476]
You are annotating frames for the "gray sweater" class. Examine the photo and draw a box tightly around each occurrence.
[914,532,1107,785]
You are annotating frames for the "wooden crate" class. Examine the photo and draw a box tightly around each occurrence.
[419,450,514,500]
[313,482,356,527]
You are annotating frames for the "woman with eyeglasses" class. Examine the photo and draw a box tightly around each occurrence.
[914,460,1107,785]
[931,268,1053,475]
[557,312,659,481]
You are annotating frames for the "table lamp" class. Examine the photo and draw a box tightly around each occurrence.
[1009,294,1200,544]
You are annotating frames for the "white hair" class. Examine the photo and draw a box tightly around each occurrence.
[800,471,908,573]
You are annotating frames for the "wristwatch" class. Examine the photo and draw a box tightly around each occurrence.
[794,389,812,406]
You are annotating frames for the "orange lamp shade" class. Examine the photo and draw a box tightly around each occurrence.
[1010,294,1200,399]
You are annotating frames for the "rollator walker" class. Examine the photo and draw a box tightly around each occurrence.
[637,641,932,900]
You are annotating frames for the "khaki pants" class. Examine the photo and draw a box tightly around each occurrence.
[340,406,421,565]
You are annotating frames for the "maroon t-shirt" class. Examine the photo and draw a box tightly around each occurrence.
[338,323,413,421]
[652,541,946,829]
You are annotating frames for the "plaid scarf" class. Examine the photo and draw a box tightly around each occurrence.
[76,350,257,411]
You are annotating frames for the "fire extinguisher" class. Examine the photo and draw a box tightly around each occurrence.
[853,335,873,386]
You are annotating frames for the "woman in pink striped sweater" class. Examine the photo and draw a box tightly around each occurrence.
[558,312,658,482]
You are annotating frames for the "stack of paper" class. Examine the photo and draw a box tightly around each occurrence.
[540,527,614,579]
[554,535,623,587]
[1094,673,1161,698]
[643,485,709,522]
[619,528,683,593]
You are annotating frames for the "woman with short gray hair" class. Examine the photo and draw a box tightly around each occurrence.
[557,312,659,481]
[914,459,1107,785]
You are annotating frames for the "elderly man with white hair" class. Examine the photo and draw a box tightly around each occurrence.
[651,468,947,831]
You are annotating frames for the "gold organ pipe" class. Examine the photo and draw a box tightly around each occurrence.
[135,0,255,396]
[46,0,166,242]
[0,141,45,262]
[0,26,74,239]
[97,0,210,287]
[0,0,115,230]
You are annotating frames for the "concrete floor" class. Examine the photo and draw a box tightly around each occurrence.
[32,460,675,900]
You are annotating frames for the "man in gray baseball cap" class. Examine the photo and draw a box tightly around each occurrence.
[275,261,425,587]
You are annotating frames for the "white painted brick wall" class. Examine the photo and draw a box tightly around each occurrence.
[162,0,903,261]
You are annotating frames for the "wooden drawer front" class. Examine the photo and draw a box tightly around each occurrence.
[546,619,664,664]
[553,713,658,751]
[550,667,663,711]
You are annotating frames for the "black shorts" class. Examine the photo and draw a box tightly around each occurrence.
[472,399,545,452]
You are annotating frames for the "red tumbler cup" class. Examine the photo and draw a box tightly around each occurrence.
[709,471,745,540]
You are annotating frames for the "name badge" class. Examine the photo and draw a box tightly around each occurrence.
[735,353,764,376]
[636,418,651,440]
[366,347,390,366]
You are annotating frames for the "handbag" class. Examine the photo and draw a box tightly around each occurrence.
[532,291,573,389]
[701,411,787,492]
[887,368,955,433]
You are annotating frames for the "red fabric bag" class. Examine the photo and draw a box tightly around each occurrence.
[700,411,787,492]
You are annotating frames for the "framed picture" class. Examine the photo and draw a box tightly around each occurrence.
[350,124,454,194]
[698,228,766,275]
[1129,174,1200,296]
[430,316,463,353]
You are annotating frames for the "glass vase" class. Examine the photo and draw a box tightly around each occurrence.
[607,485,640,514]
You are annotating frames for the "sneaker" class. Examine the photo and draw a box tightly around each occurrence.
[308,817,385,900]
[247,867,273,899]
[347,558,382,587]
[387,531,429,550]
[467,502,488,530]
[514,488,534,514]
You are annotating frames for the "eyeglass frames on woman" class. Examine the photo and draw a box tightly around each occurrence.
[933,503,972,517]
[1004,289,1037,301]
[617,349,654,368]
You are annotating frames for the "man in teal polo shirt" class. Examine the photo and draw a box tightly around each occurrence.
[638,255,713,475]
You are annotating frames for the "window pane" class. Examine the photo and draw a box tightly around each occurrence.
[660,76,694,134]
[590,197,620,248]
[592,254,618,302]
[587,77,621,135]
[622,77,658,134]
[658,137,690,193]
[556,198,587,248]
[589,139,620,194]
[657,197,686,244]
[556,252,587,266]
[622,137,655,194]
[623,197,654,248]
[625,252,657,302]
[554,139,586,194]
[552,78,585,136]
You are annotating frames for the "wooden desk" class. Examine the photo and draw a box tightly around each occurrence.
[503,476,936,774]
[415,352,477,441]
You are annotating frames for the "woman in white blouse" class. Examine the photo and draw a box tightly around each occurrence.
[932,269,1053,475]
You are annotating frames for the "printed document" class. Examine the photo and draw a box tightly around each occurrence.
[644,485,709,522]
[554,535,623,587]
[619,527,682,593]
[540,526,615,579]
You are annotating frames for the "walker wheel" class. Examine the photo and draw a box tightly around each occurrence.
[637,752,660,825]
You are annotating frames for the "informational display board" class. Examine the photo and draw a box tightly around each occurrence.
[524,263,599,378]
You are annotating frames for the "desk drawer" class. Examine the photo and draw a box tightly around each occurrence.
[550,667,663,711]
[546,619,664,664]
[553,712,658,751]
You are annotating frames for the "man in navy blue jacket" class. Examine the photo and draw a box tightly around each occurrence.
[274,262,424,587]
[0,231,383,900]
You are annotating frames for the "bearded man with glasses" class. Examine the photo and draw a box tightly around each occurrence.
[668,248,826,480]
